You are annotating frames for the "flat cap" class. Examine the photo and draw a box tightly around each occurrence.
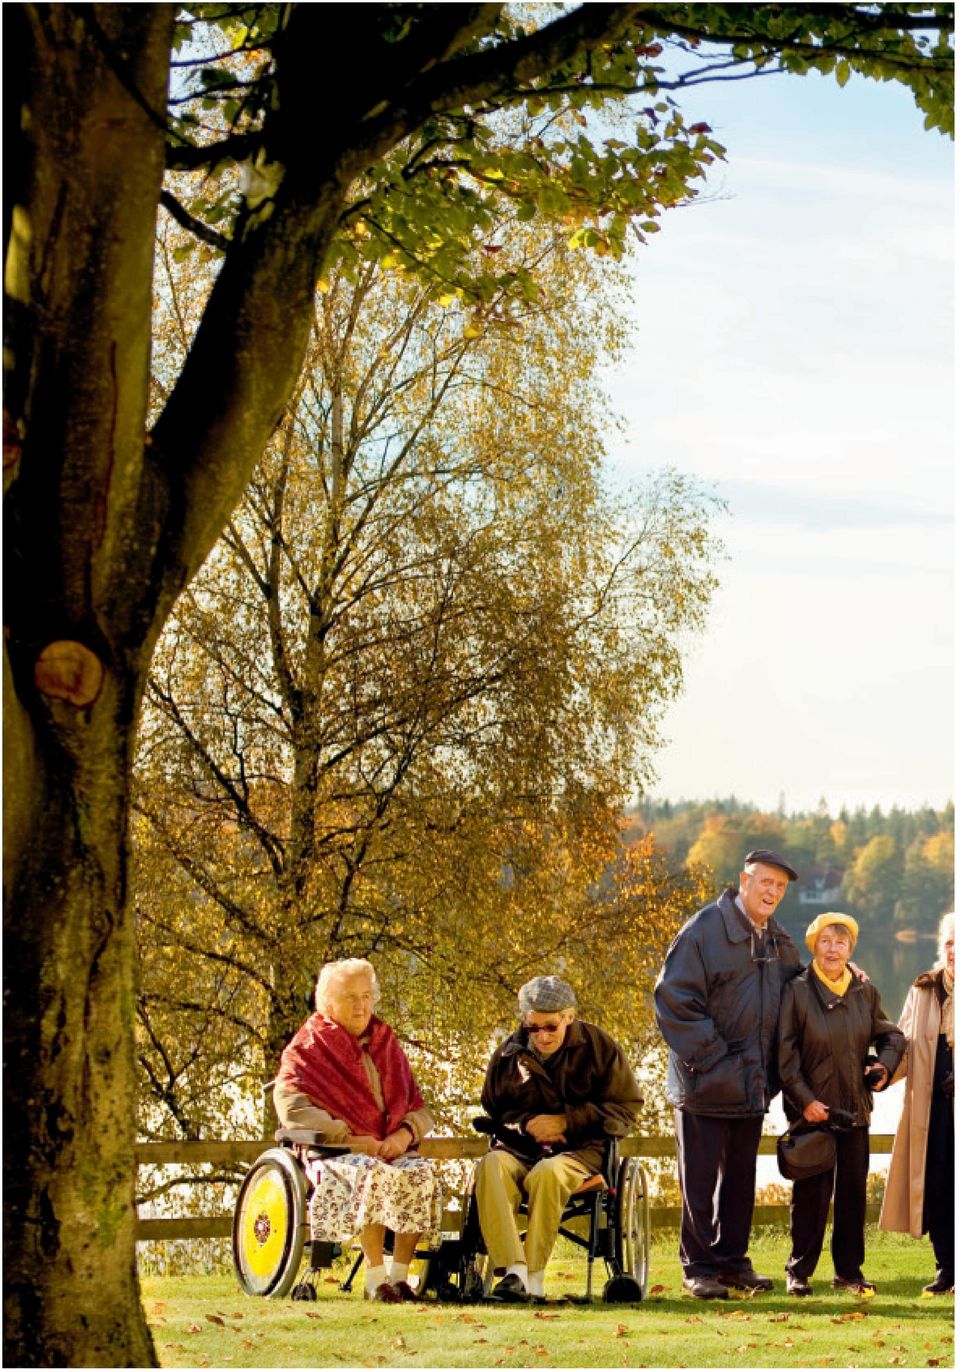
[518,975,576,1014]
[743,848,798,881]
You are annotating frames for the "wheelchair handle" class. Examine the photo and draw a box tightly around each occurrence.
[274,1127,351,1154]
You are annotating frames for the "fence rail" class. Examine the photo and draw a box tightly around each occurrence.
[134,1135,893,1241]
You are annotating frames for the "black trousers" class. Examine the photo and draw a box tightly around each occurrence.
[675,1108,763,1278]
[924,1094,954,1280]
[786,1124,869,1281]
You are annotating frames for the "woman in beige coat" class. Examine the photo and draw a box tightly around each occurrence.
[879,912,954,1294]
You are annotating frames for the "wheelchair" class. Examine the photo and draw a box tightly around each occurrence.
[233,1123,650,1304]
[428,1119,650,1304]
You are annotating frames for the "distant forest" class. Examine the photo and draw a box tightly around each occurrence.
[625,798,954,933]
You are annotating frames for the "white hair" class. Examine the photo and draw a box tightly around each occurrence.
[315,958,380,1013]
[935,912,954,969]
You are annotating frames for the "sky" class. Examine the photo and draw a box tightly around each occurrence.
[605,62,954,815]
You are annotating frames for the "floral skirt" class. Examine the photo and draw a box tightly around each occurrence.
[304,1152,442,1246]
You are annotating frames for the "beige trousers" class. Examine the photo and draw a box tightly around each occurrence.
[474,1148,592,1274]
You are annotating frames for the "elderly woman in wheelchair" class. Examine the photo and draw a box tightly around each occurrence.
[246,957,441,1303]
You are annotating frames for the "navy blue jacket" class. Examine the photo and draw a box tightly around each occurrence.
[654,889,801,1117]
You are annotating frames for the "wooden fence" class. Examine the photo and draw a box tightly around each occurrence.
[134,1135,894,1242]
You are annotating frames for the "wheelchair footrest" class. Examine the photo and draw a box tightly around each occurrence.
[309,1240,342,1269]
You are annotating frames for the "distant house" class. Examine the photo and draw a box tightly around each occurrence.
[798,866,844,908]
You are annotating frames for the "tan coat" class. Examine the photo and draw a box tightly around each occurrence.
[878,975,942,1237]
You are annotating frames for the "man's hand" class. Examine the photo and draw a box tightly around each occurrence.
[345,1134,384,1156]
[802,1100,830,1124]
[526,1113,567,1144]
[847,960,870,984]
[378,1127,413,1161]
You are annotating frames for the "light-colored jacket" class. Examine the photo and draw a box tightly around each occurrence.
[878,974,942,1237]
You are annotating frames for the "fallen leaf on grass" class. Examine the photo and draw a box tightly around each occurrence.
[229,1312,244,1319]
[187,1323,202,1333]
[205,1314,225,1326]
[162,1345,185,1352]
[927,1359,944,1367]
[393,1334,407,1350]
[153,1302,167,1314]
[535,1310,561,1320]
[683,1315,702,1324]
[241,1341,254,1350]
[783,1339,793,1348]
[323,1276,341,1284]
[648,1284,667,1295]
[615,1324,630,1338]
[769,1312,789,1322]
[473,1337,488,1344]
[304,1310,322,1320]
[831,1312,867,1323]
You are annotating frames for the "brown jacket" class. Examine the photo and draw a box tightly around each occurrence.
[879,973,948,1237]
[480,1018,642,1173]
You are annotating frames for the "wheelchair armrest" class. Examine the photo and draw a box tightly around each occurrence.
[471,1116,496,1135]
[274,1127,350,1154]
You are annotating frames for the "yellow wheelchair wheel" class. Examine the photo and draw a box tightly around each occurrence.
[233,1147,308,1297]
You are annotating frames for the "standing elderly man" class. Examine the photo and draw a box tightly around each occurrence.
[475,975,643,1302]
[654,849,802,1300]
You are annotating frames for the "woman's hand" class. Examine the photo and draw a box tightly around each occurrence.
[526,1113,567,1144]
[865,1062,889,1091]
[802,1100,830,1124]
[378,1128,413,1161]
[345,1134,385,1156]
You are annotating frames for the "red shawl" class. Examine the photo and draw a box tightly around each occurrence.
[275,1013,424,1140]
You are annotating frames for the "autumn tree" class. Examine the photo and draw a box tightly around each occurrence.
[133,228,720,1149]
[3,4,953,1363]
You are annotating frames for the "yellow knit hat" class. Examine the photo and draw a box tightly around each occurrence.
[804,911,859,954]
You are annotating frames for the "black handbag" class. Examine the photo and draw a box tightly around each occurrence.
[777,1106,858,1181]
[776,1122,836,1181]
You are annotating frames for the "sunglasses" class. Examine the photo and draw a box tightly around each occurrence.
[524,1021,565,1035]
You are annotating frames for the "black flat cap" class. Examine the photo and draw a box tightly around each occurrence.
[743,848,798,881]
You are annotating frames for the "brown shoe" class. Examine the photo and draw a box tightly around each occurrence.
[372,1281,404,1303]
[391,1280,418,1301]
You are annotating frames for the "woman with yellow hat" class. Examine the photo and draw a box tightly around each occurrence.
[777,913,905,1297]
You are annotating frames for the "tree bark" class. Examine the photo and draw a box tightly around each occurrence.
[3,7,173,1364]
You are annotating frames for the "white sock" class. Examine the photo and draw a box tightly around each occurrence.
[391,1261,410,1286]
[528,1270,545,1298]
[365,1263,387,1296]
[507,1262,528,1289]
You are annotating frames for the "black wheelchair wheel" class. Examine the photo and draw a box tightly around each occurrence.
[233,1147,308,1297]
[613,1157,650,1299]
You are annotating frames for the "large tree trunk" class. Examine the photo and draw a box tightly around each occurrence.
[3,7,173,1364]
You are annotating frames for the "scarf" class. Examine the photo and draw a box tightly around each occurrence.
[276,1013,424,1140]
[942,968,954,1049]
[813,960,852,997]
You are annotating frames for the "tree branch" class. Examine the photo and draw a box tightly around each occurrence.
[159,189,230,251]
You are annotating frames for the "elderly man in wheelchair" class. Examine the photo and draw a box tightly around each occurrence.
[472,975,644,1304]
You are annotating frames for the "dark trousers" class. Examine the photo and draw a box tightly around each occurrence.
[786,1124,869,1281]
[924,1097,954,1280]
[675,1108,763,1278]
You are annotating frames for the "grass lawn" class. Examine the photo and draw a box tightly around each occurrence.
[142,1231,953,1369]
